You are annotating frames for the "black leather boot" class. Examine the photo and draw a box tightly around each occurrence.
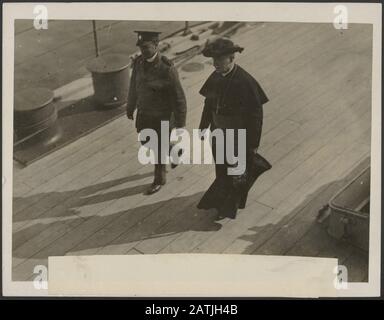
[145,164,166,195]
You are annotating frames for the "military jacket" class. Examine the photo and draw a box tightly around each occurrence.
[126,53,187,127]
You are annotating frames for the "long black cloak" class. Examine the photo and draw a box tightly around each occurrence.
[197,64,271,219]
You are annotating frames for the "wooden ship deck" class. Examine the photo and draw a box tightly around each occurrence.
[12,22,372,282]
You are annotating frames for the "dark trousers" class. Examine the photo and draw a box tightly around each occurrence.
[136,113,173,185]
[154,164,166,185]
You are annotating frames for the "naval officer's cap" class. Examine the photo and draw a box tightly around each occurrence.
[134,30,162,46]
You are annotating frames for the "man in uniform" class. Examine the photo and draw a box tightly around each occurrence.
[126,31,187,195]
[197,37,271,219]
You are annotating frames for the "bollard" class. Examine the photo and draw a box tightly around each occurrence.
[14,87,61,147]
[86,54,131,109]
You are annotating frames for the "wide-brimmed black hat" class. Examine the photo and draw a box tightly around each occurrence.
[202,38,244,57]
[134,30,162,46]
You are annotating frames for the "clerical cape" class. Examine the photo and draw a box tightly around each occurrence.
[197,64,271,219]
[198,64,268,148]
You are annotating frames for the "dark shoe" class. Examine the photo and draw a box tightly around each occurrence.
[170,148,183,169]
[145,183,163,195]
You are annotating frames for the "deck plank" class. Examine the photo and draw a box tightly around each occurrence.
[257,116,371,208]
[12,158,151,265]
[252,94,370,202]
[94,168,215,255]
[67,165,213,256]
[13,164,210,279]
[13,138,137,218]
[191,202,272,254]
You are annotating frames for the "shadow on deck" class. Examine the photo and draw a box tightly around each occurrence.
[13,181,222,261]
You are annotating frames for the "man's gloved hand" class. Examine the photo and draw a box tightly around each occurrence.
[127,112,134,120]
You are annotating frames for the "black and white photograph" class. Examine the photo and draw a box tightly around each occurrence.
[2,2,381,297]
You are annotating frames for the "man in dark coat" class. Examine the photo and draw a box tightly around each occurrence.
[197,37,271,219]
[126,31,187,195]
